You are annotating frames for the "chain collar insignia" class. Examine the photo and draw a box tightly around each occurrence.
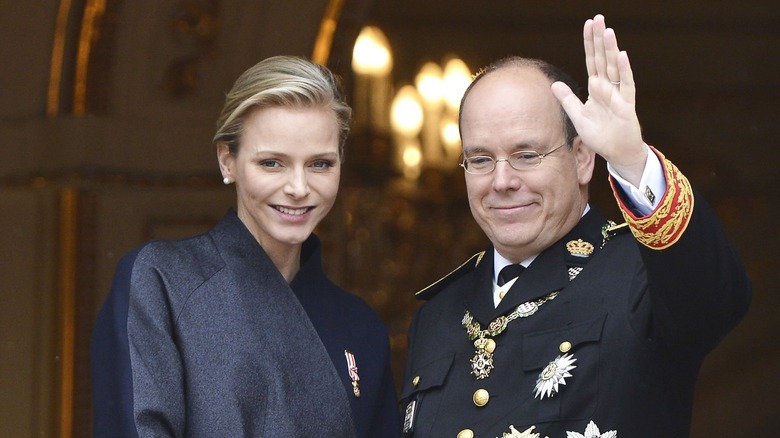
[463,290,559,379]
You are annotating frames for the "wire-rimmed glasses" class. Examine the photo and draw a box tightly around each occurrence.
[459,142,567,174]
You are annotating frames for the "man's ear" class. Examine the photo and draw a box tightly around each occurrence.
[573,136,596,186]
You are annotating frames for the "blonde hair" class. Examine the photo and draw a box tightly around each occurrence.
[213,56,352,156]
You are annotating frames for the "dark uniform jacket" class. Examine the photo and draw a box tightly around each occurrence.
[402,154,751,438]
[91,209,401,437]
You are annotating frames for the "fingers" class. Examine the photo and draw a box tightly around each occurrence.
[550,81,583,124]
[617,50,636,105]
[603,28,621,83]
[584,14,622,83]
[584,19,596,77]
[591,15,608,79]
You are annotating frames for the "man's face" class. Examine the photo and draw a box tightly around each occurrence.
[459,67,594,262]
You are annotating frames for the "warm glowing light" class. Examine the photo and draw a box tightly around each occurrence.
[400,140,423,180]
[442,58,471,111]
[390,85,424,137]
[440,118,461,150]
[403,144,423,168]
[352,26,393,76]
[415,62,443,107]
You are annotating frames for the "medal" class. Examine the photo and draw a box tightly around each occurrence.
[533,353,576,399]
[402,400,416,434]
[498,425,544,438]
[344,350,361,397]
[566,420,617,438]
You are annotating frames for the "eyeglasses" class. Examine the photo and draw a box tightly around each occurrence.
[459,142,567,175]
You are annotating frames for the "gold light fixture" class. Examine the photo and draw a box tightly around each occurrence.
[352,26,393,76]
[351,25,471,182]
[393,56,471,177]
[351,26,393,134]
[390,85,424,179]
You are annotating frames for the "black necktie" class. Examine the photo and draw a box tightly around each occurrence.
[497,264,525,287]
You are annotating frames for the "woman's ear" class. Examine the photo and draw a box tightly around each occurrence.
[573,136,596,186]
[216,142,234,180]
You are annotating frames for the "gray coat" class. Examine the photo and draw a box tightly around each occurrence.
[92,210,364,437]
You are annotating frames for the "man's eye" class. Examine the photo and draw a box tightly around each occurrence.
[514,152,539,161]
[469,157,493,167]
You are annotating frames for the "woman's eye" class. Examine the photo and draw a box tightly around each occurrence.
[259,160,281,169]
[311,159,335,170]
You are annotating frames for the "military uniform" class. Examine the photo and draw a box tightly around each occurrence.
[401,149,750,438]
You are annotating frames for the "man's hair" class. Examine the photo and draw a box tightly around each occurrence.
[213,56,352,157]
[458,56,582,147]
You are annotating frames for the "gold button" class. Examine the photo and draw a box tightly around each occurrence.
[412,376,420,387]
[485,338,496,353]
[457,429,474,438]
[499,291,506,299]
[473,388,490,407]
[559,341,572,353]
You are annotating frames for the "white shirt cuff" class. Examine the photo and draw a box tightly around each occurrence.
[607,144,666,217]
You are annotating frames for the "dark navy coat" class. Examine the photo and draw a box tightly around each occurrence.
[91,210,401,437]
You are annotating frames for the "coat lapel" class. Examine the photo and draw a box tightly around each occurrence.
[208,210,356,437]
[463,249,497,324]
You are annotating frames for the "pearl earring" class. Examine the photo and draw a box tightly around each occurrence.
[223,177,231,185]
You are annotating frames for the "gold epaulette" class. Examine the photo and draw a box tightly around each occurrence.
[609,146,695,250]
[415,251,485,300]
[600,221,629,247]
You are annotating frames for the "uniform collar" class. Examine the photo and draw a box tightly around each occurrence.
[466,207,606,323]
[493,251,536,285]
[491,205,590,283]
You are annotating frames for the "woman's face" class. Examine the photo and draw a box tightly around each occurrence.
[218,105,341,254]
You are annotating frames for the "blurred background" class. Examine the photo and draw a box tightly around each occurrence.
[1,0,777,436]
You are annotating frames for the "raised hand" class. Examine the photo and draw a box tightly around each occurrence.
[551,14,647,187]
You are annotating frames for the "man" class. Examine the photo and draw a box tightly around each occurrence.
[401,14,750,438]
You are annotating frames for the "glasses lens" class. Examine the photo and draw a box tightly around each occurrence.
[465,157,494,174]
[509,151,541,169]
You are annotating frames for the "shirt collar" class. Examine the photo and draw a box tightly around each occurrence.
[492,203,590,284]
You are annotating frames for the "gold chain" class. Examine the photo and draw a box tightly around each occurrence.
[462,220,614,379]
[462,290,559,379]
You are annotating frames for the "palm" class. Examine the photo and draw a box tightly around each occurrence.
[575,72,642,159]
[552,14,646,180]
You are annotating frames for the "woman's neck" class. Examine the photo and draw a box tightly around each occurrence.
[263,241,301,283]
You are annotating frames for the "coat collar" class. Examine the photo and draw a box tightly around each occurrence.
[209,208,276,269]
[211,209,322,285]
[290,234,327,293]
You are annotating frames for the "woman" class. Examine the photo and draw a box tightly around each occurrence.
[91,56,401,437]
